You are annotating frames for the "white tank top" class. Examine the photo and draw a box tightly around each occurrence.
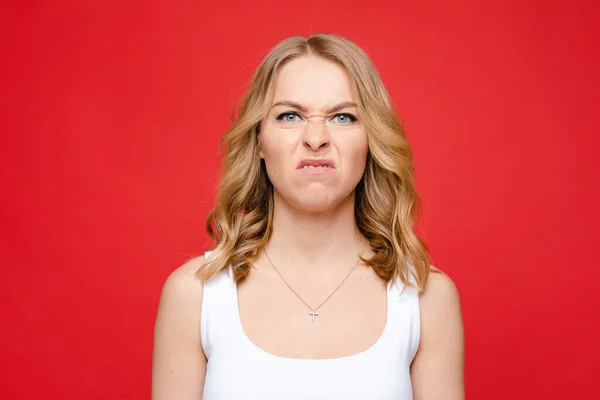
[201,251,421,400]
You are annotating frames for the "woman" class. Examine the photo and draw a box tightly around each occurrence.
[152,33,464,399]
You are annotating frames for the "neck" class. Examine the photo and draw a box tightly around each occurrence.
[264,190,366,274]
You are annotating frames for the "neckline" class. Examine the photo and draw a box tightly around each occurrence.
[231,268,394,363]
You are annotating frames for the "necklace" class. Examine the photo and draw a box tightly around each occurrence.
[263,244,365,322]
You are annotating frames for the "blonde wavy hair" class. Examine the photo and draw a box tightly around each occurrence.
[199,33,432,292]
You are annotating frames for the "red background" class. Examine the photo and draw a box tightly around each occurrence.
[1,1,599,398]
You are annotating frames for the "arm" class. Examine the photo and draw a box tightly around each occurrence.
[152,256,207,399]
[411,268,465,400]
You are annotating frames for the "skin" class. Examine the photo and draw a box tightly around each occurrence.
[152,55,464,399]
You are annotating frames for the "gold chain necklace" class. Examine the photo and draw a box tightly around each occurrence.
[263,244,365,322]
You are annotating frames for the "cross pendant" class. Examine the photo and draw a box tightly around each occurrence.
[309,309,319,322]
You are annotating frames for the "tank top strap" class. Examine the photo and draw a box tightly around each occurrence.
[200,250,239,358]
[385,264,421,363]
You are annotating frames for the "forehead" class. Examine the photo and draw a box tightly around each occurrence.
[272,56,355,108]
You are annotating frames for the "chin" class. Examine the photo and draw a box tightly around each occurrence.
[273,185,355,213]
[290,192,350,213]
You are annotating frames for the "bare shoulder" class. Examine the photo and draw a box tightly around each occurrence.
[159,255,207,304]
[411,265,464,399]
[420,266,461,309]
[418,266,463,341]
[152,255,208,400]
[154,255,207,350]
[166,255,207,282]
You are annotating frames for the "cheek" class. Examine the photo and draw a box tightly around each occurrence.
[259,123,303,158]
[259,130,299,178]
[341,132,369,172]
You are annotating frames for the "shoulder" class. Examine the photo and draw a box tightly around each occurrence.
[419,266,462,332]
[416,265,464,354]
[158,255,207,314]
[154,255,207,350]
[420,266,461,310]
[165,255,207,284]
[152,256,208,398]
[410,266,465,398]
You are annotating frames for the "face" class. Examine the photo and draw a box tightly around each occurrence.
[258,56,369,212]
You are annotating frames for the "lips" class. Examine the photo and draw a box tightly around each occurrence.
[296,159,335,169]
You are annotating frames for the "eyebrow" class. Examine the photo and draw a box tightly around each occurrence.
[271,100,357,114]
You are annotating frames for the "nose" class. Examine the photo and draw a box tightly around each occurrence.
[302,119,330,151]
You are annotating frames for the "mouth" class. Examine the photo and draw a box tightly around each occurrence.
[296,159,336,169]
[299,165,333,170]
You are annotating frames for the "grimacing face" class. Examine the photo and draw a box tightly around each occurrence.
[258,56,369,212]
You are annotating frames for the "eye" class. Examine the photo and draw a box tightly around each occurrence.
[276,112,303,123]
[331,113,357,124]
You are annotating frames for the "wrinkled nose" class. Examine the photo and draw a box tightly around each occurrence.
[303,119,330,151]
